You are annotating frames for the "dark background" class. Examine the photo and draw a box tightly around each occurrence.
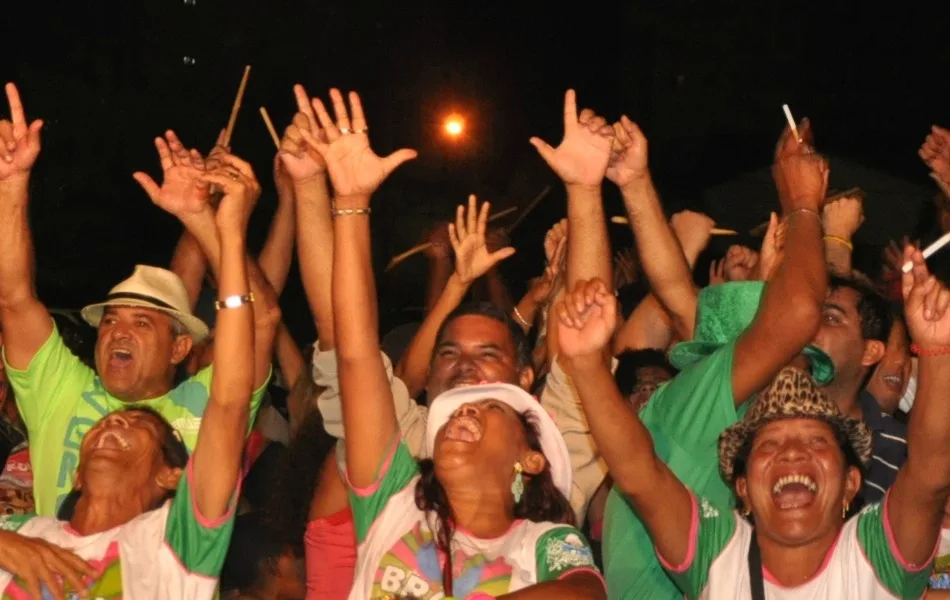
[4,0,949,343]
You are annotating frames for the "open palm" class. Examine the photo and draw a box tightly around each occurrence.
[450,195,516,284]
[903,247,950,347]
[301,88,415,199]
[133,132,210,218]
[530,90,613,187]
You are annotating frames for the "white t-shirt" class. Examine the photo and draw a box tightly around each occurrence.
[658,493,932,599]
[0,460,235,599]
[348,439,603,599]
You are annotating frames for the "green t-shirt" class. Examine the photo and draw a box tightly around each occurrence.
[2,324,268,516]
[604,340,747,600]
[659,493,931,599]
[347,439,603,598]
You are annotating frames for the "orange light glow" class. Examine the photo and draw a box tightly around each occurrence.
[444,115,464,137]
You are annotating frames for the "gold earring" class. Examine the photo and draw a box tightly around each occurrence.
[842,501,850,520]
[741,505,751,517]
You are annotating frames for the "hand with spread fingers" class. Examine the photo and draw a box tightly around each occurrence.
[133,130,213,218]
[197,153,261,235]
[902,245,950,347]
[279,84,328,184]
[530,90,614,188]
[556,278,618,361]
[0,83,43,182]
[449,195,516,284]
[0,529,95,600]
[298,88,416,203]
[606,115,650,188]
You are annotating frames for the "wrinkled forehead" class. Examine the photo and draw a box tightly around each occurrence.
[440,315,515,352]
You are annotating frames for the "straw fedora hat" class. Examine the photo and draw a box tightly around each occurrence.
[80,265,210,342]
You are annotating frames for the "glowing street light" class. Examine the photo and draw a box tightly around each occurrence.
[444,114,465,138]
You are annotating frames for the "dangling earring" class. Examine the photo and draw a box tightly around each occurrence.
[842,500,850,520]
[511,463,525,504]
[741,505,751,517]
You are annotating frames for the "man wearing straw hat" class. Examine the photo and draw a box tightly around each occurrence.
[0,83,274,516]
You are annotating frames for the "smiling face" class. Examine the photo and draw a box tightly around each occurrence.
[427,315,532,399]
[94,306,193,401]
[433,399,545,491]
[736,418,861,547]
[76,409,183,508]
[866,319,911,415]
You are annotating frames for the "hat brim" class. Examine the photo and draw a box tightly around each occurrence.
[81,300,210,343]
[718,412,871,485]
[669,341,835,386]
[425,383,572,499]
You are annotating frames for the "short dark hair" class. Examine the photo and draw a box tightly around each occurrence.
[56,406,188,520]
[615,349,676,397]
[828,276,892,343]
[434,302,532,369]
[220,510,289,593]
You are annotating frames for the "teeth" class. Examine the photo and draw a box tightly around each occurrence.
[111,349,132,359]
[96,431,130,450]
[883,376,902,386]
[772,474,818,495]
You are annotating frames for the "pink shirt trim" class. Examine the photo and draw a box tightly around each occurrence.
[655,491,699,574]
[347,435,401,497]
[762,531,841,586]
[187,459,241,529]
[305,508,357,600]
[558,566,607,589]
[882,489,939,573]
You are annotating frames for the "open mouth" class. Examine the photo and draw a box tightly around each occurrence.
[95,430,131,451]
[444,415,482,443]
[882,375,903,392]
[771,473,818,510]
[109,348,134,367]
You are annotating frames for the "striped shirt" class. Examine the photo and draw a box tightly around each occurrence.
[858,390,908,504]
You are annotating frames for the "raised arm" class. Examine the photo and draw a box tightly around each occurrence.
[730,122,827,403]
[257,153,297,295]
[886,246,950,566]
[609,118,704,341]
[558,278,694,567]
[285,85,335,351]
[133,135,280,389]
[821,194,863,278]
[0,83,53,370]
[531,90,614,290]
[302,88,416,487]
[189,159,256,520]
[395,196,514,397]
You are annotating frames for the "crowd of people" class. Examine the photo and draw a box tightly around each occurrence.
[0,78,949,599]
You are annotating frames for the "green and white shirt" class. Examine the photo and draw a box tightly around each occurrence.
[659,493,933,599]
[349,438,603,599]
[0,459,235,599]
[2,324,268,515]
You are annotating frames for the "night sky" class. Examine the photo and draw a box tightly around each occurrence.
[4,0,949,341]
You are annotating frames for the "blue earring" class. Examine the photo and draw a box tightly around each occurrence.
[511,463,525,503]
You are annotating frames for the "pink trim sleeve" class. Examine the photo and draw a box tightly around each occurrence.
[187,459,242,529]
[558,566,606,589]
[882,489,939,573]
[656,491,699,574]
[346,435,401,497]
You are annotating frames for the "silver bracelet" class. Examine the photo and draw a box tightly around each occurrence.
[512,306,531,329]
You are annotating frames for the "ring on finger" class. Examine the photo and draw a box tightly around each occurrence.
[339,127,352,135]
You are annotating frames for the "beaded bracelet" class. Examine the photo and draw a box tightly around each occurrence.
[910,343,950,357]
[331,207,371,217]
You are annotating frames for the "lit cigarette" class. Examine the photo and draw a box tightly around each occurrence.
[902,231,950,273]
[782,104,801,142]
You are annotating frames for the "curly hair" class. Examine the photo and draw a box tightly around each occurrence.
[413,410,573,595]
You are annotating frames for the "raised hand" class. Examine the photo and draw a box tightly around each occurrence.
[902,245,950,347]
[196,153,261,235]
[133,131,212,218]
[823,193,864,240]
[544,218,569,264]
[0,83,43,181]
[449,195,516,284]
[529,90,614,188]
[722,245,760,282]
[772,119,829,212]
[278,85,328,183]
[919,126,950,185]
[757,212,786,280]
[299,88,416,202]
[556,278,618,360]
[606,115,649,188]
[709,259,726,286]
[531,235,567,304]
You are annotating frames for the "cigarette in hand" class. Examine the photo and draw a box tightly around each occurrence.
[782,104,801,142]
[902,231,950,273]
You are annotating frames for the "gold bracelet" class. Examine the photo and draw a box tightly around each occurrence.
[512,306,531,329]
[331,207,371,217]
[784,207,822,223]
[823,235,853,252]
